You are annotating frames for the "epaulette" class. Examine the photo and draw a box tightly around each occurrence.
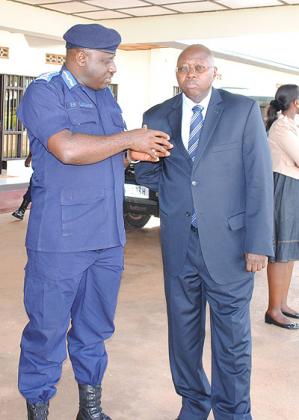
[35,71,60,82]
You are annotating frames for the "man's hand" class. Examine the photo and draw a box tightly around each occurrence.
[245,253,267,272]
[126,127,173,161]
[129,150,167,162]
[24,152,32,167]
[129,151,152,162]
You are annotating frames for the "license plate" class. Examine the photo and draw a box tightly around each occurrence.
[125,184,149,199]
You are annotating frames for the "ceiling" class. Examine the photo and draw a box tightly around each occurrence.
[9,0,299,20]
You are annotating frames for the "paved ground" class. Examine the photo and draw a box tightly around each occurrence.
[0,212,298,420]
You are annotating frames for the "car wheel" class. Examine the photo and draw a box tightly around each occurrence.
[124,213,151,229]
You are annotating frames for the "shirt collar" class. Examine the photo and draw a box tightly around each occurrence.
[182,89,212,112]
[61,66,78,90]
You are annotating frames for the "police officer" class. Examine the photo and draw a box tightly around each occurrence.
[17,24,171,420]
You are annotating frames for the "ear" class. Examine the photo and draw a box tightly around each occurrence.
[213,66,218,80]
[76,49,87,68]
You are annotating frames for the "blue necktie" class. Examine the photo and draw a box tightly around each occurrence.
[188,105,204,227]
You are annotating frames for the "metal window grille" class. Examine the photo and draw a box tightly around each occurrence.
[0,74,34,172]
[109,84,118,100]
[173,86,181,96]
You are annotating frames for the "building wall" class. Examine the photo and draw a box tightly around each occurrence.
[114,49,151,129]
[0,30,64,77]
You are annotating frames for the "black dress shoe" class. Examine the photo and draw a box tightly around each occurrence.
[12,208,25,220]
[282,311,299,319]
[265,313,299,329]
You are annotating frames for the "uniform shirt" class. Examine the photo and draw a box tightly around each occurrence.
[268,114,299,180]
[181,89,212,150]
[17,67,126,252]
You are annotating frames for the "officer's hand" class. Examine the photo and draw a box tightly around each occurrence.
[127,128,173,161]
[245,253,267,272]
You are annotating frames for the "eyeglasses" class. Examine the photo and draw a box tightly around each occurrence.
[176,64,214,74]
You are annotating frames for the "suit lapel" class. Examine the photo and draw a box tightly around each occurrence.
[193,88,224,170]
[167,94,192,162]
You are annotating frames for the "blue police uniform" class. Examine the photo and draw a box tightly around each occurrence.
[17,57,126,402]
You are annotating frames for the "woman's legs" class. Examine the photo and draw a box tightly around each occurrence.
[280,261,298,314]
[266,261,296,323]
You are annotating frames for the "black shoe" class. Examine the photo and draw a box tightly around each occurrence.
[76,384,111,420]
[12,208,25,220]
[282,311,299,319]
[265,312,299,329]
[12,197,30,220]
[26,402,49,420]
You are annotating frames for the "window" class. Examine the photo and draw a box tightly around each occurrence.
[109,83,118,100]
[173,86,181,96]
[0,74,34,170]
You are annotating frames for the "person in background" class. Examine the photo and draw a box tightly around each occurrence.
[265,84,299,330]
[16,23,171,420]
[12,152,32,220]
[134,44,273,420]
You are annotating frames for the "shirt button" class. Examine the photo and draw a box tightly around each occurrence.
[192,180,197,186]
[185,211,191,217]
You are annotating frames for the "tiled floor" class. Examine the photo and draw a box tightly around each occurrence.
[0,212,299,419]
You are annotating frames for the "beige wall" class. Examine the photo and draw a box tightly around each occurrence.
[0,30,64,77]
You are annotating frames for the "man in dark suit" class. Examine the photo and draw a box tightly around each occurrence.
[134,45,274,420]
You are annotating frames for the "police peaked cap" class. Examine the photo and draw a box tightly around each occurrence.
[63,24,121,53]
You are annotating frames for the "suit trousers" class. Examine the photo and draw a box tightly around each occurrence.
[164,227,254,420]
[18,246,123,404]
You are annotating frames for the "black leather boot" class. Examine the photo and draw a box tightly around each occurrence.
[76,384,111,420]
[26,402,49,420]
[12,198,30,220]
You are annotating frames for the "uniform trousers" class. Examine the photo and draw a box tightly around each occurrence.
[164,227,254,420]
[18,246,123,404]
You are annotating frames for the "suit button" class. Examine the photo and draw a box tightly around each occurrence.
[185,211,191,217]
[191,180,197,186]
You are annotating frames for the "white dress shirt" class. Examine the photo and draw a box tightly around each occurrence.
[181,90,212,150]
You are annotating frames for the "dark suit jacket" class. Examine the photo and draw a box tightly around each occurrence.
[135,88,274,284]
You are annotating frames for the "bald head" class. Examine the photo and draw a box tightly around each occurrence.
[177,44,214,66]
[176,44,217,103]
